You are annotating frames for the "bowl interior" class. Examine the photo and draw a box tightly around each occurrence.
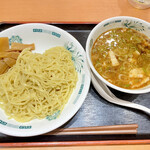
[0,23,91,136]
[86,16,150,94]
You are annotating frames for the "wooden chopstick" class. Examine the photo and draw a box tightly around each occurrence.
[45,124,138,135]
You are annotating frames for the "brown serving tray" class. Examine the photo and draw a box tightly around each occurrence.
[0,23,150,146]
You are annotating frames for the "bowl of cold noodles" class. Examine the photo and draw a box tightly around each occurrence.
[0,23,91,136]
[86,16,150,94]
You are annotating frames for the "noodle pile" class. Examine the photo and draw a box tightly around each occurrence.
[0,46,78,122]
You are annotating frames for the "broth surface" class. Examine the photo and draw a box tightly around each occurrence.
[91,28,150,89]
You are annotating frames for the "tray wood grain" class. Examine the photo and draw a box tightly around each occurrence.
[1,139,150,147]
[0,145,150,150]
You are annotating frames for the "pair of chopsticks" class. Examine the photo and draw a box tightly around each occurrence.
[45,124,138,135]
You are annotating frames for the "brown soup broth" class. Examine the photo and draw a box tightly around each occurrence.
[91,28,150,89]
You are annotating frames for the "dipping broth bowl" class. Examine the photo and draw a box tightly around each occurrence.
[86,16,150,94]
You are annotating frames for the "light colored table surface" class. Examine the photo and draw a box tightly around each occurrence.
[0,0,149,23]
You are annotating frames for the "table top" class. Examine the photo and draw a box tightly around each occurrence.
[0,0,149,23]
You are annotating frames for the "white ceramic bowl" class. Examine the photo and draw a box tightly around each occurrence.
[86,16,150,94]
[0,23,91,137]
